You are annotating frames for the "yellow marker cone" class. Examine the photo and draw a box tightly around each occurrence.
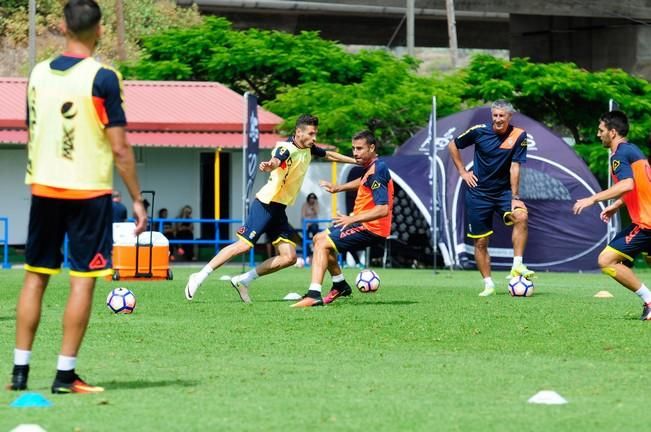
[594,290,614,298]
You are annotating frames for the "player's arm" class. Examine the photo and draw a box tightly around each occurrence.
[448,139,477,187]
[107,127,147,234]
[510,162,526,209]
[600,198,624,223]
[319,178,361,194]
[324,150,357,165]
[97,67,147,234]
[260,145,290,172]
[573,178,634,215]
[332,204,389,228]
[259,156,281,172]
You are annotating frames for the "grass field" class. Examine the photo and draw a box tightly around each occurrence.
[1,265,650,431]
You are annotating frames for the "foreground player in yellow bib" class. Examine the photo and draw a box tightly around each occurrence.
[185,115,357,302]
[8,0,147,394]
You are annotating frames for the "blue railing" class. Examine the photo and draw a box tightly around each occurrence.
[63,218,255,268]
[0,217,10,269]
[301,218,333,264]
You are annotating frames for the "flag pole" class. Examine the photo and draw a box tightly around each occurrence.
[242,92,249,271]
[431,96,437,274]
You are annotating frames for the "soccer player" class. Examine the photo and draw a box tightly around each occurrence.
[184,115,356,302]
[573,111,651,320]
[448,100,534,297]
[292,130,394,307]
[7,0,147,394]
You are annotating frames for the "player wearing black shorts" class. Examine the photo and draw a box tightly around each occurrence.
[8,0,147,394]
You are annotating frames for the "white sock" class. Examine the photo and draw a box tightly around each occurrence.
[57,355,76,371]
[332,274,345,283]
[309,283,322,293]
[635,284,651,304]
[238,269,259,286]
[484,277,495,288]
[195,264,214,283]
[14,349,31,366]
[513,256,523,268]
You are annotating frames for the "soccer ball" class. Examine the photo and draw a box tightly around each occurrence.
[294,257,305,268]
[106,287,137,314]
[508,276,534,297]
[355,269,380,293]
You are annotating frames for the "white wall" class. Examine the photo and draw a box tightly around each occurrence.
[0,149,31,244]
[0,147,349,245]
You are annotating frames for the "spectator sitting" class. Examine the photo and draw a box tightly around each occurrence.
[301,193,320,259]
[112,190,127,223]
[158,208,175,258]
[175,205,195,261]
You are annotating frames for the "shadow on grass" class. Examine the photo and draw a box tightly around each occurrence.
[346,300,418,306]
[102,379,198,390]
[0,316,13,321]
[263,300,418,306]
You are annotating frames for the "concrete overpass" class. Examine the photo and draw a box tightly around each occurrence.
[177,0,651,78]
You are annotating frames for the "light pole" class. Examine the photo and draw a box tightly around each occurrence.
[445,0,459,68]
[28,0,36,71]
[406,0,414,56]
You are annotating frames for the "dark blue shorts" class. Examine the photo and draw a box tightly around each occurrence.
[607,223,651,265]
[25,194,113,277]
[236,199,295,247]
[465,189,520,238]
[326,223,385,253]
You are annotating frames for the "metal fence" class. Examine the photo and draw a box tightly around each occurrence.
[0,217,10,269]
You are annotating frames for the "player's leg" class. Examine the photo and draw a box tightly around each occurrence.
[51,195,112,394]
[229,240,298,304]
[291,231,333,307]
[466,193,496,296]
[228,205,297,303]
[322,233,353,304]
[185,200,275,301]
[600,225,651,320]
[503,195,533,279]
[9,195,65,391]
[185,239,252,301]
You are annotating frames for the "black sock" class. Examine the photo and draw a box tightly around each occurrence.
[333,280,350,290]
[306,289,321,299]
[12,364,29,375]
[55,369,76,383]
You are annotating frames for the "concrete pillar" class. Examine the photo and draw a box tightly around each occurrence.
[510,14,651,80]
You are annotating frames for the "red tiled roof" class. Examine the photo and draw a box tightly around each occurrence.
[0,129,282,149]
[0,77,284,148]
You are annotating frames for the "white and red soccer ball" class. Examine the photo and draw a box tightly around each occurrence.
[355,269,380,293]
[508,275,534,297]
[107,287,137,314]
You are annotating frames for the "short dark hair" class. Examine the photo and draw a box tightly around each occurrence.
[295,114,319,130]
[600,110,629,137]
[352,130,378,147]
[64,0,102,36]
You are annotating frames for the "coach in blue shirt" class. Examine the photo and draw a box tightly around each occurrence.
[448,100,534,296]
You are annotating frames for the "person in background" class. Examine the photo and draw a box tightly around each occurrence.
[7,0,147,394]
[175,205,195,261]
[111,190,127,223]
[158,208,175,258]
[301,192,320,259]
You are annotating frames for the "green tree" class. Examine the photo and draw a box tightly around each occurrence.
[463,55,651,184]
[265,62,466,153]
[121,17,409,102]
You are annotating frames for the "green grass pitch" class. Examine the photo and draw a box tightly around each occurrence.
[1,266,650,431]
